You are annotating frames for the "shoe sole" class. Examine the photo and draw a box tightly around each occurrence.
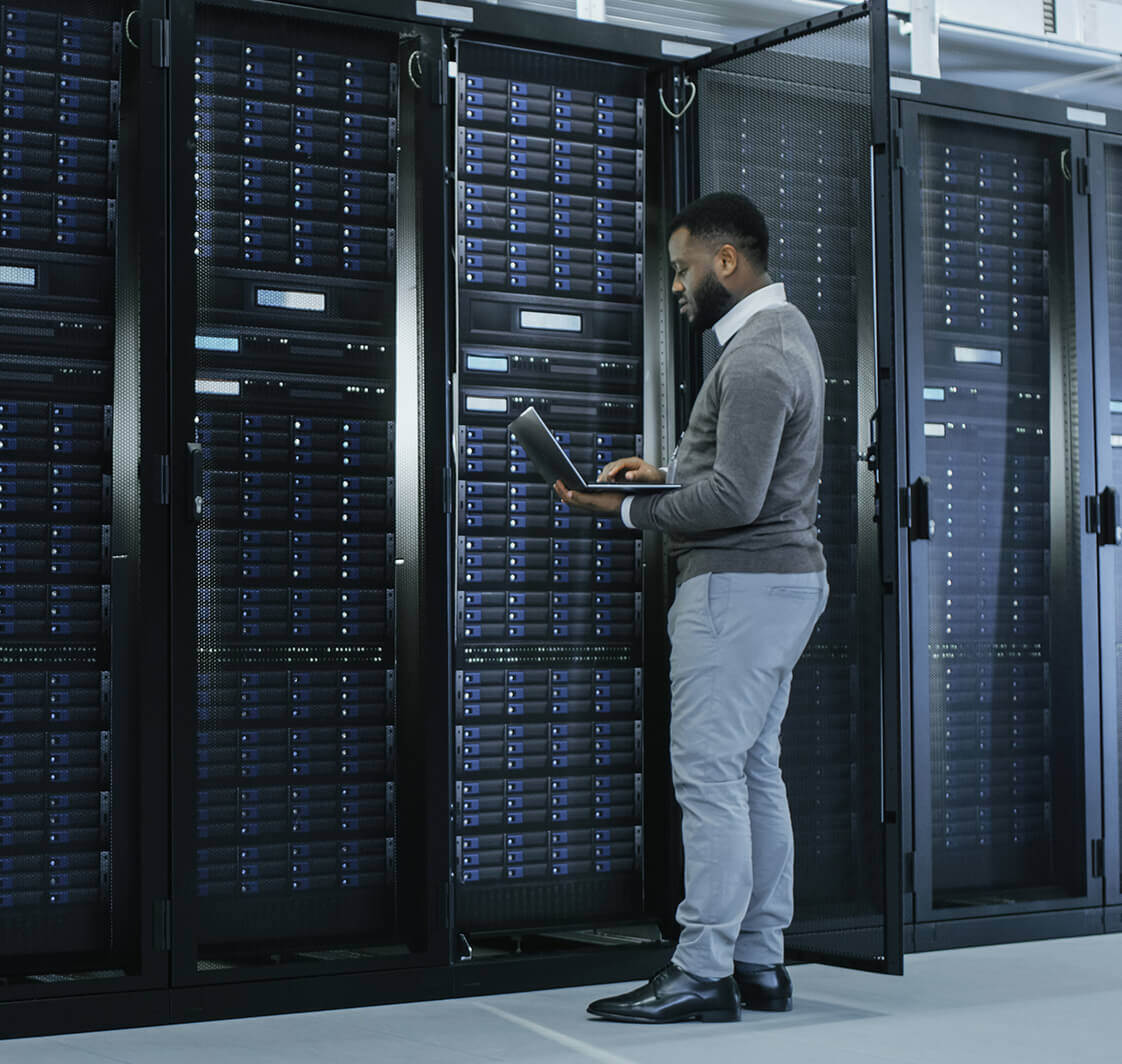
[587,1007,741,1024]
[742,998,792,1012]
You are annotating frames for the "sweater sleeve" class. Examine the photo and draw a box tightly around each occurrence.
[627,342,793,534]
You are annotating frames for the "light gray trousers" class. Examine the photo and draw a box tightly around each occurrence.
[667,569,828,979]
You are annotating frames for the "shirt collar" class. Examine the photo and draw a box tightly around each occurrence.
[712,282,788,347]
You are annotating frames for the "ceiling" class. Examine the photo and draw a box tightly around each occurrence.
[494,0,1122,109]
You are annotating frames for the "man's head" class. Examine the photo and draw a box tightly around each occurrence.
[668,193,770,331]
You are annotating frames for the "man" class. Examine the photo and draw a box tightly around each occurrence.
[555,192,828,1024]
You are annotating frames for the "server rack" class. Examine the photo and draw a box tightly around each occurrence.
[895,78,1104,948]
[166,0,447,984]
[450,39,653,940]
[1089,126,1122,920]
[0,0,169,1001]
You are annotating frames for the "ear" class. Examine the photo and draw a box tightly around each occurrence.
[713,242,739,280]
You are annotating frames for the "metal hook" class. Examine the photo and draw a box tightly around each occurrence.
[658,76,696,120]
[408,50,423,90]
[124,9,140,49]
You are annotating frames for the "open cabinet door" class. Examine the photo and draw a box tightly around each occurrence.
[677,0,903,973]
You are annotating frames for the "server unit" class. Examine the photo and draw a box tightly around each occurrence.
[895,80,1103,946]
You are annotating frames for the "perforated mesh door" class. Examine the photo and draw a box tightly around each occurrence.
[0,0,124,970]
[695,13,890,964]
[190,3,399,964]
[1103,143,1122,894]
[910,113,1088,914]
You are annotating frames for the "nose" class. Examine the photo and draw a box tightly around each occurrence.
[672,276,684,294]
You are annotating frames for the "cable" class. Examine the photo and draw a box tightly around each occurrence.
[124,9,140,49]
[408,50,423,90]
[658,77,696,120]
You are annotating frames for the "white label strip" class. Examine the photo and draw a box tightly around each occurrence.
[196,378,241,396]
[416,0,474,22]
[890,76,922,95]
[661,39,711,59]
[1067,106,1107,128]
[1111,400,1122,414]
[465,395,508,413]
[924,423,947,438]
[1112,435,1122,448]
[520,310,582,332]
[0,265,36,287]
[448,59,458,79]
[466,354,508,372]
[256,288,325,312]
[953,346,1002,365]
[195,334,240,352]
[923,387,946,401]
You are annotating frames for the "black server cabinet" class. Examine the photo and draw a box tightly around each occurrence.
[1090,127,1122,916]
[0,0,163,997]
[681,2,902,972]
[450,39,652,938]
[167,0,444,983]
[897,88,1101,936]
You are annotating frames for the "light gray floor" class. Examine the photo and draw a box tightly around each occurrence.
[4,933,1121,1063]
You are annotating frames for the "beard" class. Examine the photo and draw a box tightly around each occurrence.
[689,270,734,332]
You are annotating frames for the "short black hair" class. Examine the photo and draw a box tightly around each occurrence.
[669,192,769,272]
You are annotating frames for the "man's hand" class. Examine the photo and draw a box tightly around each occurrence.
[597,456,665,485]
[553,480,624,516]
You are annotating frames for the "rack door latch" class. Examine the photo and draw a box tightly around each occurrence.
[1086,487,1121,546]
[187,442,203,522]
[905,476,933,541]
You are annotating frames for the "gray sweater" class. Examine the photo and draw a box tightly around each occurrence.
[628,302,826,583]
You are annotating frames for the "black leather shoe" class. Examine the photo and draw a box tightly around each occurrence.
[733,963,792,1011]
[587,963,740,1024]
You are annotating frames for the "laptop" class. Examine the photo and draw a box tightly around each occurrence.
[508,406,681,495]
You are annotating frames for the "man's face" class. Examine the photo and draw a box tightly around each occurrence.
[668,227,734,332]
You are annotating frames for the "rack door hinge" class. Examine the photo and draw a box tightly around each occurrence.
[903,852,915,894]
[152,18,170,68]
[1091,839,1104,879]
[158,454,169,505]
[153,899,172,951]
[443,467,454,513]
[892,128,904,170]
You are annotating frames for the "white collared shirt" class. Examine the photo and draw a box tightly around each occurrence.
[712,281,788,347]
[620,281,788,528]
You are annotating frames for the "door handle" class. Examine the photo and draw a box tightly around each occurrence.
[908,476,933,541]
[1101,486,1121,546]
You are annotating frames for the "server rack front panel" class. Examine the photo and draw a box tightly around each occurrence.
[0,0,124,970]
[693,10,890,963]
[186,4,400,967]
[452,41,648,933]
[905,109,1093,917]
